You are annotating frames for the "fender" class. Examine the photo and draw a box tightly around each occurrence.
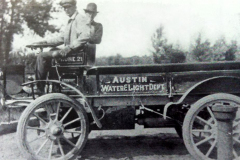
[163,76,240,119]
[22,80,102,128]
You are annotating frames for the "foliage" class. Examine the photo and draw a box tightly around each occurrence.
[190,34,237,62]
[151,26,167,63]
[166,48,186,63]
[0,0,56,65]
[96,54,154,66]
[210,37,228,61]
[0,0,23,63]
[8,52,154,73]
[190,34,212,62]
[224,41,237,61]
[22,0,58,37]
[151,26,186,63]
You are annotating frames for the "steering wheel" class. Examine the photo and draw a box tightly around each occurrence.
[26,44,57,51]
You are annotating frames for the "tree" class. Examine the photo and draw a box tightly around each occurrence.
[225,47,236,61]
[167,49,186,63]
[23,0,58,37]
[211,36,228,61]
[191,34,238,62]
[0,0,57,65]
[151,25,167,63]
[151,25,186,63]
[96,54,154,66]
[224,40,237,61]
[191,33,211,62]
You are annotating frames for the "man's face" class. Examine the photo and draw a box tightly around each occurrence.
[63,5,76,17]
[85,11,97,22]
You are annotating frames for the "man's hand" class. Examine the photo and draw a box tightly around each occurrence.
[52,46,72,58]
[60,46,72,57]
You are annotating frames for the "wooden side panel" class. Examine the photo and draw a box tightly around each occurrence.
[172,70,240,94]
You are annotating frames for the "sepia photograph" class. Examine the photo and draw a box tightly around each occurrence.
[0,0,240,159]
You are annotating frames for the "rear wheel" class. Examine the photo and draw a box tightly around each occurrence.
[183,93,240,160]
[17,93,89,160]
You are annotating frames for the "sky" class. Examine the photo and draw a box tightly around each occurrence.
[13,0,240,57]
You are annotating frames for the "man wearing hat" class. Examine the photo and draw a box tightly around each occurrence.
[82,2,103,65]
[32,0,103,93]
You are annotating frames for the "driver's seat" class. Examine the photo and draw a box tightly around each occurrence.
[49,44,96,93]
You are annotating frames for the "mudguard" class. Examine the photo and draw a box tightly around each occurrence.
[163,76,240,119]
[21,80,102,128]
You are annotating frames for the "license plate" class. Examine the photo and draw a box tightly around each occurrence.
[58,52,85,65]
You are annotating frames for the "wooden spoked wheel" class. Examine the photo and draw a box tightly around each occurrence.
[17,93,89,160]
[183,93,240,160]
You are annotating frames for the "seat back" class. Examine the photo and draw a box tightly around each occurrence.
[50,44,96,92]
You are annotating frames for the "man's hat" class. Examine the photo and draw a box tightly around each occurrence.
[84,3,98,13]
[59,0,76,7]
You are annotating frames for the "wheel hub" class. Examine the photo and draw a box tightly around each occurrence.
[51,126,63,136]
[46,121,64,140]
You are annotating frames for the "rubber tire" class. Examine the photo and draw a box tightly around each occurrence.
[17,93,89,160]
[183,93,240,160]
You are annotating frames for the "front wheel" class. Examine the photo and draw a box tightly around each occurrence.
[183,93,240,160]
[17,93,89,160]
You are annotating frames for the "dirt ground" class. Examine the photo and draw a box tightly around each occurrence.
[0,127,193,160]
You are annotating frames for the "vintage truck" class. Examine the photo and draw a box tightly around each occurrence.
[1,44,240,160]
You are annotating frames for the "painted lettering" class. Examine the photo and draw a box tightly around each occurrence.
[112,77,119,83]
[112,76,148,83]
[126,77,131,83]
[101,83,165,93]
[132,77,138,83]
[119,77,125,83]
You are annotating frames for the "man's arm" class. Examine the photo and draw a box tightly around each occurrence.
[32,32,64,46]
[55,33,89,57]
[69,33,90,50]
[46,32,64,46]
[68,19,103,50]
